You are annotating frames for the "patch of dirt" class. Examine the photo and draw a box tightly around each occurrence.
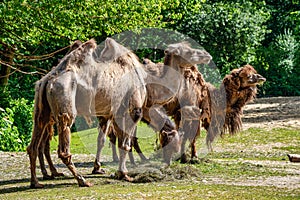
[242,96,300,130]
[202,175,300,189]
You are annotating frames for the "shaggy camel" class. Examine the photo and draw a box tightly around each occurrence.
[33,41,188,184]
[142,59,211,163]
[137,60,266,163]
[33,40,151,180]
[36,40,83,180]
[27,38,147,188]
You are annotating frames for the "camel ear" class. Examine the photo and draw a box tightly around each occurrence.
[164,47,180,55]
[223,76,230,86]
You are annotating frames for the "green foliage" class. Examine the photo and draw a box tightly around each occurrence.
[257,29,300,96]
[264,0,300,44]
[0,98,33,152]
[0,107,22,151]
[176,1,270,74]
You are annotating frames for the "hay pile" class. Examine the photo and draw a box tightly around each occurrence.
[126,162,202,183]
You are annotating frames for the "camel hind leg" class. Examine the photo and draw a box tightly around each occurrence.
[36,120,64,180]
[27,122,48,188]
[44,134,64,178]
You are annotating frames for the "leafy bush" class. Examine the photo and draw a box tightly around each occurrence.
[256,29,300,96]
[0,98,33,152]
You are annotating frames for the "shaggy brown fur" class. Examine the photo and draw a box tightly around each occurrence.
[165,65,211,163]
[131,61,265,162]
[222,64,265,134]
[205,64,266,148]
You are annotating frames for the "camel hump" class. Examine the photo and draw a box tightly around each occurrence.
[81,39,97,53]
[99,38,130,62]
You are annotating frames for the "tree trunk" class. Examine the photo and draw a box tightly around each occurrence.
[0,43,15,87]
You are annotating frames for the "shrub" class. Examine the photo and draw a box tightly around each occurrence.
[0,98,33,151]
[257,29,300,96]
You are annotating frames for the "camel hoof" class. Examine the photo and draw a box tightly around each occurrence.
[52,172,64,177]
[189,158,200,164]
[180,159,188,164]
[123,174,134,182]
[30,183,44,189]
[115,171,133,182]
[79,181,93,187]
[180,155,188,164]
[92,168,105,174]
[43,174,54,180]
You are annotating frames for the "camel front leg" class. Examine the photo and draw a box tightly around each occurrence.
[189,121,200,160]
[116,135,133,182]
[57,113,92,187]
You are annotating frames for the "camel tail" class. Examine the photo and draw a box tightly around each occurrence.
[204,83,226,148]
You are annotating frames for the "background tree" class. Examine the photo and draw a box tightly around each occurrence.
[0,0,181,151]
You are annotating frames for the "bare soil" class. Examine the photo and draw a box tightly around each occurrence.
[242,96,300,130]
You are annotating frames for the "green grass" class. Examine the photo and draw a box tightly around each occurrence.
[1,181,299,200]
[50,122,158,156]
[1,125,299,199]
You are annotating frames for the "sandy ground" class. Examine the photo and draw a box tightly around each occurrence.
[242,96,300,130]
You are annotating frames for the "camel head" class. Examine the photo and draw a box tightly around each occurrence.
[160,130,182,165]
[229,64,266,89]
[100,38,130,62]
[164,42,212,66]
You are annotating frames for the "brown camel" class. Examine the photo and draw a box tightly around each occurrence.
[30,40,188,186]
[27,38,147,188]
[220,65,266,133]
[107,42,212,165]
[167,64,266,161]
[138,60,266,163]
